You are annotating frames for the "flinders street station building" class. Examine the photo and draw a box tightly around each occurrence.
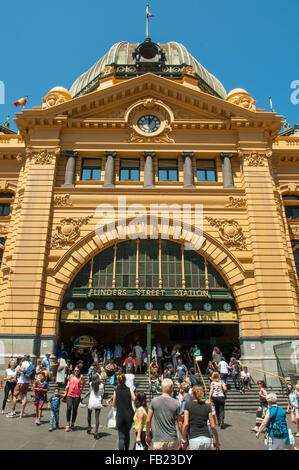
[0,37,299,382]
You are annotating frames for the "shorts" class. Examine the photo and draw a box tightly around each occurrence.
[34,400,44,407]
[153,440,179,450]
[13,383,29,398]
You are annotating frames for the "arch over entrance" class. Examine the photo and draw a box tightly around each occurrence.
[59,239,240,365]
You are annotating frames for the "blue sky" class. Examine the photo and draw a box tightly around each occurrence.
[1,0,298,131]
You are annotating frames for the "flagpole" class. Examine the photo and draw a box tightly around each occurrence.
[146,4,149,39]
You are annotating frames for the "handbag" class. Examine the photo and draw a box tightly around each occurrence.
[106,407,117,429]
[135,443,144,451]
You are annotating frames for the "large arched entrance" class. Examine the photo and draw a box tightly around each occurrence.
[59,239,239,367]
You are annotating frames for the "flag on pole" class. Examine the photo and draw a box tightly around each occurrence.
[146,4,154,18]
[13,96,28,107]
[269,96,275,113]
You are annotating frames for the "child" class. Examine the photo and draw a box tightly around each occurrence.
[150,371,160,394]
[33,372,48,425]
[48,388,62,431]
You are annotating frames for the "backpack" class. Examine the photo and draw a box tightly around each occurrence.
[126,358,133,373]
[24,363,36,380]
[270,408,287,438]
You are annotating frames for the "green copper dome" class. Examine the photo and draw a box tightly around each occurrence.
[70,41,227,100]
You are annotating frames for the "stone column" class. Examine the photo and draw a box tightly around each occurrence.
[221,152,236,189]
[143,152,155,188]
[182,152,195,188]
[62,151,78,187]
[104,151,116,188]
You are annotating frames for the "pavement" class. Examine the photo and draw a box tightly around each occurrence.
[0,390,298,451]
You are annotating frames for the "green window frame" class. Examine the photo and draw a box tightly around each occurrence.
[196,160,217,182]
[115,240,136,288]
[119,159,140,182]
[92,246,114,288]
[81,158,102,181]
[184,250,206,288]
[161,240,182,288]
[158,159,178,182]
[139,239,159,288]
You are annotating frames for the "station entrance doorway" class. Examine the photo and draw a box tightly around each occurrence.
[59,239,239,370]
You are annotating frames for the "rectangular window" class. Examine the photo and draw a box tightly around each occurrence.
[81,159,101,181]
[158,159,178,182]
[0,204,10,216]
[119,159,140,182]
[196,160,217,182]
[285,206,299,219]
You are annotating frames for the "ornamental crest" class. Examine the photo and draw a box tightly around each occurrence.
[206,217,247,250]
[53,194,72,207]
[226,197,246,209]
[51,216,93,249]
[31,149,60,165]
[242,152,271,167]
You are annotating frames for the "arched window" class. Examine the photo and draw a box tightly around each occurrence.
[69,240,228,291]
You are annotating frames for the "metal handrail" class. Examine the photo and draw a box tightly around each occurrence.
[195,360,208,397]
[240,363,289,386]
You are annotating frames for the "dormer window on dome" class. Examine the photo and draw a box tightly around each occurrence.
[132,39,166,71]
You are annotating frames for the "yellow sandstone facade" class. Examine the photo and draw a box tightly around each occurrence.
[0,40,298,380]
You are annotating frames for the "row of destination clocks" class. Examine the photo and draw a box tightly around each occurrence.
[66,301,233,313]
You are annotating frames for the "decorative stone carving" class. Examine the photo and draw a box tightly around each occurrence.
[241,152,271,167]
[51,216,93,249]
[226,197,246,208]
[290,226,299,239]
[53,194,72,207]
[102,66,115,76]
[206,217,247,250]
[0,225,8,235]
[226,88,256,112]
[182,66,196,76]
[42,87,72,109]
[0,181,9,190]
[126,97,174,143]
[30,148,60,165]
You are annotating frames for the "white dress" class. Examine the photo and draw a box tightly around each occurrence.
[125,373,135,391]
[56,357,66,383]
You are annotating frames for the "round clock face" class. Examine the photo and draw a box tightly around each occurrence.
[164,302,173,311]
[184,302,193,312]
[106,302,114,311]
[203,302,212,312]
[67,301,75,311]
[145,302,153,311]
[125,302,134,311]
[223,303,232,312]
[138,115,161,133]
[86,302,95,311]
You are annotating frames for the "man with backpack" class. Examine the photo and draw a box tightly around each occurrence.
[123,354,135,373]
[7,354,36,418]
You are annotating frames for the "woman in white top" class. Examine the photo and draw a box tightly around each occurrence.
[87,373,104,439]
[2,360,17,414]
[209,372,227,428]
[56,356,66,386]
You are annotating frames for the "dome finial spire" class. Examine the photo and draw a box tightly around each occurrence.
[145,3,154,41]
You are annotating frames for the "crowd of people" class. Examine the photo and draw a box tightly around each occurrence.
[1,342,298,451]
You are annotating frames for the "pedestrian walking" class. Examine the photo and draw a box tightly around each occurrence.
[217,358,229,385]
[55,356,66,388]
[87,373,104,439]
[212,346,223,365]
[7,353,35,418]
[64,365,85,431]
[133,392,149,450]
[33,372,48,425]
[256,393,290,450]
[230,358,241,392]
[112,373,135,450]
[209,372,227,429]
[295,384,299,437]
[146,379,180,450]
[2,360,17,414]
[181,385,221,450]
[251,380,268,432]
[48,388,62,431]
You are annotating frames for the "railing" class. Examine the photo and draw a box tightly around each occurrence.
[195,359,208,397]
[240,363,289,391]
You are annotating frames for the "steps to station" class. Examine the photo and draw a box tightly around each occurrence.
[46,374,288,413]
